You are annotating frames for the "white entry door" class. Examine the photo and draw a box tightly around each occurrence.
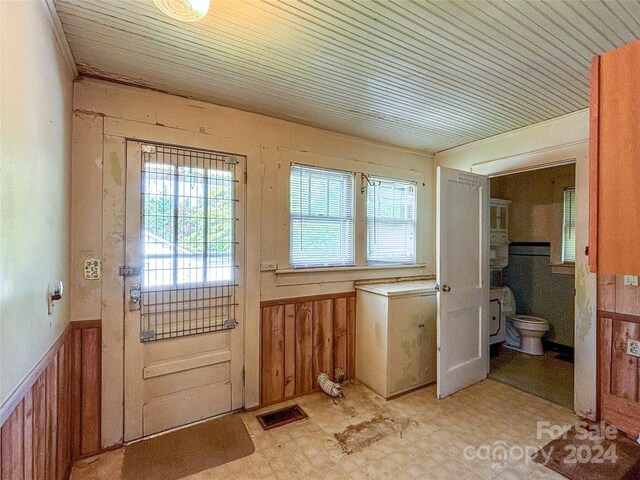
[436,166,489,399]
[123,141,244,441]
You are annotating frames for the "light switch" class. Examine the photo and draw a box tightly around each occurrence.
[84,259,101,280]
[624,275,639,287]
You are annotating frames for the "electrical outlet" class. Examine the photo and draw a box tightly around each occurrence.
[260,263,277,272]
[84,259,101,280]
[624,275,639,287]
[628,339,640,358]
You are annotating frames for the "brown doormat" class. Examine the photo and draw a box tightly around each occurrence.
[122,414,255,480]
[532,423,640,479]
[256,404,307,430]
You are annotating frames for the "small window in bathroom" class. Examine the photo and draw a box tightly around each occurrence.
[562,187,576,263]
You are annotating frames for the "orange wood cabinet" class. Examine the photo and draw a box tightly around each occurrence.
[590,39,640,275]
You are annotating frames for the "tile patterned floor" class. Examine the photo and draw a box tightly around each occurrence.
[71,379,576,480]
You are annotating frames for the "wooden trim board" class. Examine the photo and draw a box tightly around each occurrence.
[260,291,356,308]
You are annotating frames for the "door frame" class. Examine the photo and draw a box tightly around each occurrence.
[100,119,261,448]
[468,143,596,418]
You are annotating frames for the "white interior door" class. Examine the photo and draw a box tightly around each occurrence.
[123,141,244,441]
[436,166,489,399]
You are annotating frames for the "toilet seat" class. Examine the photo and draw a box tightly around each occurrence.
[508,314,549,330]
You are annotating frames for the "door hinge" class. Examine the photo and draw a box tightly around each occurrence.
[140,330,155,341]
[119,266,141,277]
[224,318,238,329]
[242,367,245,385]
[243,170,247,184]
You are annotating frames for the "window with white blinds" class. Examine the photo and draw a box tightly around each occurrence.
[366,176,417,265]
[290,164,354,267]
[562,187,576,263]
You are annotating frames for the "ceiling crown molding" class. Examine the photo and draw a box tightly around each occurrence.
[41,0,78,77]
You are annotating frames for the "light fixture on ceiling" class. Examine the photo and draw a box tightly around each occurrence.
[153,0,210,22]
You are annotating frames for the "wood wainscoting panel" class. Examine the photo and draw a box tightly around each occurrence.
[599,312,640,436]
[260,292,355,406]
[260,306,285,405]
[0,320,102,480]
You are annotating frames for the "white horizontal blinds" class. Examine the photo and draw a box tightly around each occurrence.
[290,164,354,267]
[367,176,417,264]
[562,187,576,263]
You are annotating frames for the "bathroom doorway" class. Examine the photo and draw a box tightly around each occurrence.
[487,163,576,410]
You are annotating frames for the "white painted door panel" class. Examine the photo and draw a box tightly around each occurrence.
[123,141,244,441]
[436,167,489,399]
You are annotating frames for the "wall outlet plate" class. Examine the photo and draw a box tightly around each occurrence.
[627,339,640,358]
[84,258,101,280]
[624,275,639,287]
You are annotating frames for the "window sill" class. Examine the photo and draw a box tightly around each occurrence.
[550,263,575,275]
[275,264,427,275]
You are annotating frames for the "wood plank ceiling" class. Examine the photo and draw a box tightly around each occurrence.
[53,0,640,152]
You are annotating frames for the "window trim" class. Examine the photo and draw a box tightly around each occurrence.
[275,149,427,273]
[289,163,356,269]
[365,175,418,266]
[561,186,576,264]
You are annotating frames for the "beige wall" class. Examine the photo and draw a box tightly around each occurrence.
[70,77,434,446]
[0,0,74,406]
[435,109,598,420]
[490,163,575,258]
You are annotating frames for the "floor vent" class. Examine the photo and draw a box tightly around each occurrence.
[256,404,307,431]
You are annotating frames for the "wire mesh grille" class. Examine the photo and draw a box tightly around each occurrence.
[140,143,240,342]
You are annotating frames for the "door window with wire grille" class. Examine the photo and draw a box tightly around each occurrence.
[290,164,354,268]
[562,187,576,263]
[140,144,239,341]
[366,176,417,265]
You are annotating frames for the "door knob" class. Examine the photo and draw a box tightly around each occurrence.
[435,283,451,292]
[129,284,142,311]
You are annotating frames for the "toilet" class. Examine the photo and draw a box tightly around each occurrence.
[501,287,550,356]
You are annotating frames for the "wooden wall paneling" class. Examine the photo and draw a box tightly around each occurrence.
[32,375,47,479]
[46,357,59,479]
[260,292,356,405]
[1,402,24,480]
[0,323,102,480]
[312,299,334,382]
[56,342,71,480]
[80,328,102,456]
[598,274,617,312]
[260,306,285,404]
[283,304,296,398]
[294,302,314,395]
[333,297,348,378]
[70,329,82,459]
[614,276,640,316]
[599,316,612,397]
[589,55,599,273]
[610,319,639,400]
[23,392,33,480]
[346,296,356,380]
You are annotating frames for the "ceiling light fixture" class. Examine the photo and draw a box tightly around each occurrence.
[153,0,210,22]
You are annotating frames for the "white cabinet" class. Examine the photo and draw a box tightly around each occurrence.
[490,198,510,269]
[355,281,437,399]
